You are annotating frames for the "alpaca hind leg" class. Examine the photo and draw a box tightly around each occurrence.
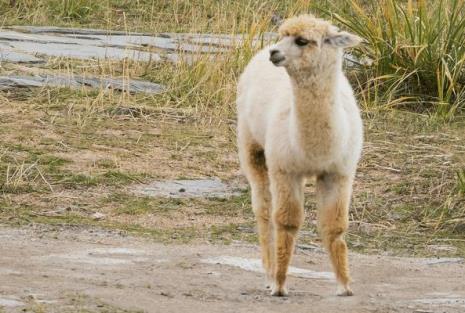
[270,171,304,296]
[238,137,273,287]
[316,174,353,296]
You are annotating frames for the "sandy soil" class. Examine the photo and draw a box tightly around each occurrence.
[0,225,464,313]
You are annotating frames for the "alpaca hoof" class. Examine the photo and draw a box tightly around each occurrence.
[337,286,353,297]
[265,276,273,289]
[271,286,288,297]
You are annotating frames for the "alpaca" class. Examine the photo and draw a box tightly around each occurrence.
[236,14,363,297]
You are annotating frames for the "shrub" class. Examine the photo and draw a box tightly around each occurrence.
[323,0,465,117]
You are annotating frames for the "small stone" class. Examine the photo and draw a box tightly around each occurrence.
[271,14,283,26]
[237,226,254,233]
[91,212,106,220]
[296,244,319,251]
[160,291,173,298]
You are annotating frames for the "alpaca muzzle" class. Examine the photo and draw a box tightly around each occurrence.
[269,49,285,65]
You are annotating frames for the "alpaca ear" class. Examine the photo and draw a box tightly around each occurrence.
[324,31,362,48]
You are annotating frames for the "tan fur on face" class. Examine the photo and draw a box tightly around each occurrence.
[278,14,333,40]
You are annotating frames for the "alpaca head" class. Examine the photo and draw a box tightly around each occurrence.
[269,14,362,77]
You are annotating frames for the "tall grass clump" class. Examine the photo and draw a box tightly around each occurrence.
[323,0,465,117]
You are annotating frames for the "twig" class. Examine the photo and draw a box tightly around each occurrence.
[372,164,401,173]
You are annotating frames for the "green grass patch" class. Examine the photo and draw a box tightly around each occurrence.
[0,142,147,193]
[209,223,257,244]
[109,193,184,216]
[55,170,146,189]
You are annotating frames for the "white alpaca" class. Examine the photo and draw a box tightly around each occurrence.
[236,15,363,297]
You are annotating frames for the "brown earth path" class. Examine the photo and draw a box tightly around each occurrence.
[0,225,464,313]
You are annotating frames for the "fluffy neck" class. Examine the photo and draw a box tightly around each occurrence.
[288,60,341,152]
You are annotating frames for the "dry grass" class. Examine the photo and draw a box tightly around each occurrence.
[1,80,464,255]
[1,0,321,33]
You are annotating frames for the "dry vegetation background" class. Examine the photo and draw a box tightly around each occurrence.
[0,0,465,257]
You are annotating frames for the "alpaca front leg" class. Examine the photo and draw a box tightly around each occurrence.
[316,174,353,296]
[270,172,304,296]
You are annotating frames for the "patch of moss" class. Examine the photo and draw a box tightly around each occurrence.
[55,170,147,189]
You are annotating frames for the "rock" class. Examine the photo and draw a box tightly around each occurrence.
[237,226,254,233]
[0,75,80,90]
[5,41,162,62]
[0,74,164,94]
[132,179,241,199]
[0,297,24,307]
[0,43,44,63]
[75,76,164,94]
[9,25,152,36]
[160,291,174,298]
[91,212,106,220]
[0,29,162,62]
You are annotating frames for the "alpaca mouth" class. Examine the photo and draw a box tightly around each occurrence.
[270,56,286,66]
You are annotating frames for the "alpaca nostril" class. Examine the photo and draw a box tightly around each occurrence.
[270,49,279,57]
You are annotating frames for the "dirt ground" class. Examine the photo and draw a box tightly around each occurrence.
[0,225,464,313]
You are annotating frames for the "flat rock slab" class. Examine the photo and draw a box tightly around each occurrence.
[0,26,277,64]
[0,74,164,94]
[0,298,25,308]
[0,43,44,63]
[1,226,465,313]
[133,179,241,198]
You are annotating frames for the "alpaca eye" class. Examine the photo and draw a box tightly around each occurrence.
[294,37,309,46]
